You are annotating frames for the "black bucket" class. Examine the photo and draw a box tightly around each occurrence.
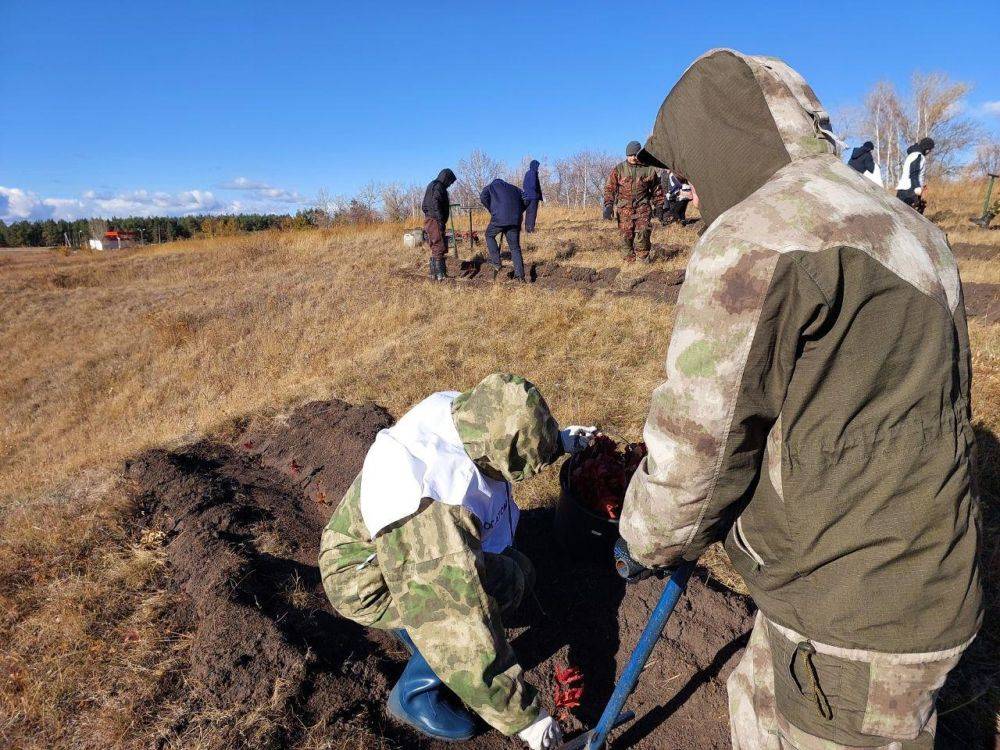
[554,455,620,562]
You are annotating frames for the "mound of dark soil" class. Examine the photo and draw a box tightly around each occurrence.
[127,398,755,748]
[409,255,1000,326]
[408,257,687,303]
[964,282,1000,325]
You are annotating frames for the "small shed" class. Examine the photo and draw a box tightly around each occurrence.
[89,230,137,251]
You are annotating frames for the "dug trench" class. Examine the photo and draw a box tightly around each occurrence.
[127,398,752,749]
[403,252,1000,324]
[127,398,995,749]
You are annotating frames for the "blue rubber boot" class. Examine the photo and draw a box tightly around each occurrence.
[387,631,476,741]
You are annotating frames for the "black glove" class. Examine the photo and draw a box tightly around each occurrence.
[614,537,655,582]
[603,205,614,221]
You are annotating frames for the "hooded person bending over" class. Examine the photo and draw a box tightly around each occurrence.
[422,168,457,281]
[320,373,597,748]
[617,50,981,749]
[847,140,882,186]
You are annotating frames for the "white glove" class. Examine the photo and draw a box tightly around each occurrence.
[517,712,563,750]
[559,425,598,454]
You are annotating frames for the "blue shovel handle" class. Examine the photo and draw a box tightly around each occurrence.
[583,561,696,750]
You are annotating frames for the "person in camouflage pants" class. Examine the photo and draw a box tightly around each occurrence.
[603,140,665,262]
[617,50,981,749]
[319,373,595,749]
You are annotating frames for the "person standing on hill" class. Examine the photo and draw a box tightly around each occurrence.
[847,140,883,187]
[522,160,543,233]
[603,141,664,262]
[481,178,528,282]
[319,373,596,748]
[422,168,457,281]
[615,49,980,749]
[896,137,935,213]
[660,169,694,225]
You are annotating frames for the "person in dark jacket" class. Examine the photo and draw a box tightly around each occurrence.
[847,141,875,175]
[659,169,693,225]
[522,160,543,233]
[480,179,528,281]
[422,169,457,281]
[896,137,935,213]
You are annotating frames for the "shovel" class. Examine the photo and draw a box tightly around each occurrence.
[556,560,696,750]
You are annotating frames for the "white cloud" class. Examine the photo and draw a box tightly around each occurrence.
[1,182,307,222]
[218,176,304,204]
[982,101,1000,116]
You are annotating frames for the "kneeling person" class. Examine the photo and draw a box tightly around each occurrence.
[320,373,595,748]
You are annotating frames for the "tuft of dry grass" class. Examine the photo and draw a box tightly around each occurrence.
[0,193,997,747]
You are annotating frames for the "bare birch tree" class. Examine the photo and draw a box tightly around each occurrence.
[973,140,1000,178]
[455,150,506,206]
[858,73,980,186]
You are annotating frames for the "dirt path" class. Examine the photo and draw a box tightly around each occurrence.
[128,398,753,749]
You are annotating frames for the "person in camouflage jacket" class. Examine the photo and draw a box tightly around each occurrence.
[619,49,982,749]
[320,373,594,749]
[603,140,665,262]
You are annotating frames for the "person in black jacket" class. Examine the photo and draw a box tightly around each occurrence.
[522,160,543,233]
[480,179,528,281]
[895,138,935,213]
[659,169,693,225]
[847,141,875,175]
[422,169,457,281]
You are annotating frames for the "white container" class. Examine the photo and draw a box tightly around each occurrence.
[402,229,424,248]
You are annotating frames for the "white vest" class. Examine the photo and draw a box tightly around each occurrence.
[359,391,517,554]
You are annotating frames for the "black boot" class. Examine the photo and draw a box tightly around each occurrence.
[430,257,446,281]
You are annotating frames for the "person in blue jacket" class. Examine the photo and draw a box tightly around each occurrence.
[480,179,528,282]
[522,160,543,233]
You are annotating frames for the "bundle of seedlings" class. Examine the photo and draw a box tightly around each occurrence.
[568,434,646,519]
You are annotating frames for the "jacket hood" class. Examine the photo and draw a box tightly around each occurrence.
[437,168,457,187]
[642,49,839,226]
[908,137,935,155]
[529,160,540,170]
[451,373,562,483]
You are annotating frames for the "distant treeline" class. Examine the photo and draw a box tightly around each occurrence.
[0,212,321,248]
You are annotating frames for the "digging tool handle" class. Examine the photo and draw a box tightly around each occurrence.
[584,561,696,750]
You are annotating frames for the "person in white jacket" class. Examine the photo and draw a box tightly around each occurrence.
[319,373,597,748]
[896,137,935,212]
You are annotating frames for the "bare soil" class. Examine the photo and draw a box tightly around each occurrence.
[125,398,996,749]
[127,398,755,749]
[406,254,1000,324]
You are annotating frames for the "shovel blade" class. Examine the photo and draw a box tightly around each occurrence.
[554,711,635,750]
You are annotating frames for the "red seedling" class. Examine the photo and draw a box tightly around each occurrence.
[315,491,328,504]
[242,440,254,450]
[569,436,646,519]
[289,459,302,474]
[553,665,585,719]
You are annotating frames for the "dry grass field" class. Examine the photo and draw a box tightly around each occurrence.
[1,182,998,748]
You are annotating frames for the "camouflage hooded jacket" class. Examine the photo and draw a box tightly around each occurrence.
[603,160,664,212]
[621,49,982,655]
[319,374,562,735]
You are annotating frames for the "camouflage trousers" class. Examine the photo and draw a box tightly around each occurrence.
[617,204,653,259]
[321,497,540,735]
[729,613,969,749]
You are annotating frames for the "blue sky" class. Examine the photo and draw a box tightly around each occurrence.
[2,0,998,221]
